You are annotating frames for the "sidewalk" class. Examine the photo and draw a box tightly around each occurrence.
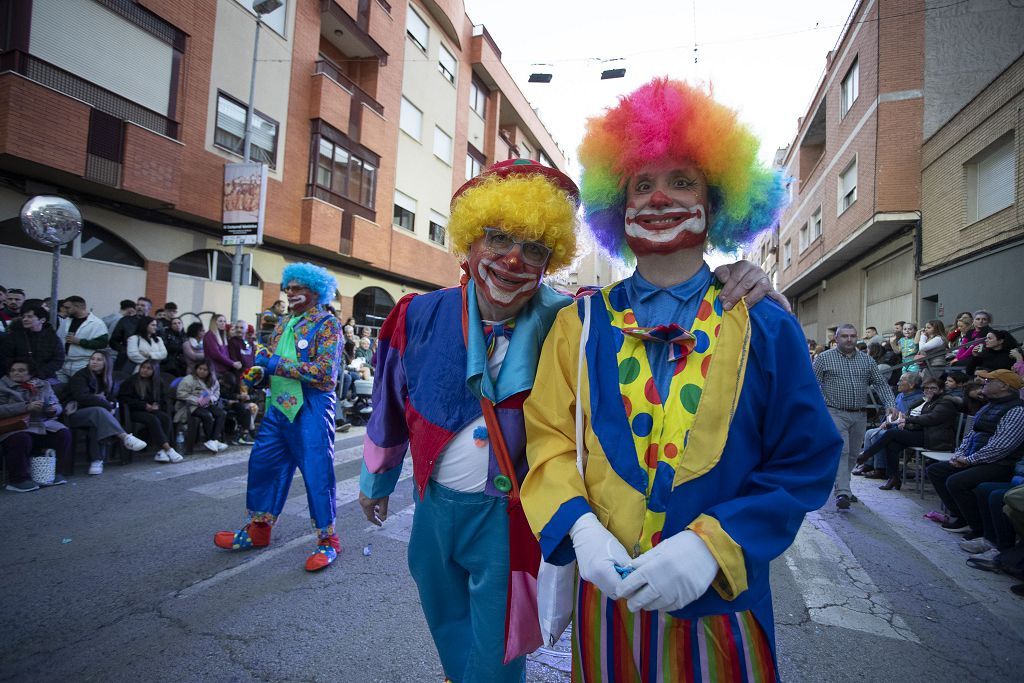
[848,473,1024,641]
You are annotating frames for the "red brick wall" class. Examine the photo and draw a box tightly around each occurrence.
[144,260,169,306]
[121,123,183,205]
[0,75,90,176]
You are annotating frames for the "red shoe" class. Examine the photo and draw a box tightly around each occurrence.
[214,522,271,550]
[304,535,340,572]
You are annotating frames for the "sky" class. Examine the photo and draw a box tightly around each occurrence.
[463,0,856,168]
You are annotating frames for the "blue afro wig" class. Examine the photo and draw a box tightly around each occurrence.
[281,262,336,305]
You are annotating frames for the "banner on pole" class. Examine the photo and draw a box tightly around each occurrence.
[222,162,268,246]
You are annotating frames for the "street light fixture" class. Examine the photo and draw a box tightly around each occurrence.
[230,0,283,322]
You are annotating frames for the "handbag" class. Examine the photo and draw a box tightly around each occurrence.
[536,293,593,647]
[0,412,30,434]
[31,448,56,485]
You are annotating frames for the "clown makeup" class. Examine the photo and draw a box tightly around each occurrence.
[624,161,710,255]
[467,236,546,319]
[284,282,316,314]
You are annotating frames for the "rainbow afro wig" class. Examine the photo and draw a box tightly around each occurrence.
[281,262,337,305]
[579,77,788,261]
[448,159,580,273]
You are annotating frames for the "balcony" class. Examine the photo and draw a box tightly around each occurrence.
[320,0,389,66]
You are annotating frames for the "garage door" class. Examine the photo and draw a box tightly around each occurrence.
[864,250,913,331]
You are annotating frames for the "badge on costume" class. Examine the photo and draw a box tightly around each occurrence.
[297,339,309,350]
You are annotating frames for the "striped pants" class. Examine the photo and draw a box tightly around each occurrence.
[572,580,777,683]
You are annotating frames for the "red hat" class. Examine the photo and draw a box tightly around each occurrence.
[451,158,580,209]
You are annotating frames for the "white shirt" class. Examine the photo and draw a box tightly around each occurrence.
[430,335,509,493]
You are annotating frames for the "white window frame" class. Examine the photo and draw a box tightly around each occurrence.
[838,156,858,215]
[433,127,453,165]
[428,210,448,246]
[406,5,429,53]
[966,133,1016,224]
[400,97,423,141]
[469,78,487,118]
[810,206,822,241]
[214,92,278,168]
[466,152,483,181]
[783,240,792,269]
[438,44,456,84]
[841,58,859,118]
[798,223,808,253]
[393,190,417,232]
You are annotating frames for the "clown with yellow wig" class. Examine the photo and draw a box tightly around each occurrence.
[520,79,843,681]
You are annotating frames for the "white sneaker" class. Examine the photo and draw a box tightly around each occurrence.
[339,399,354,408]
[166,448,184,463]
[154,450,171,463]
[204,440,221,453]
[215,440,230,451]
[121,433,147,452]
[88,460,104,475]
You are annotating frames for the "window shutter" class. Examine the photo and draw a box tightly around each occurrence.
[976,140,1015,219]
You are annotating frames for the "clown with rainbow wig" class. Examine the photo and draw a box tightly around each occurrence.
[213,262,345,572]
[520,78,843,681]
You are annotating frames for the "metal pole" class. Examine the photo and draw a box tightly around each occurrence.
[231,15,263,322]
[49,245,60,329]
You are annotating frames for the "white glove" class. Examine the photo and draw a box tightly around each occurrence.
[569,512,632,597]
[617,530,719,613]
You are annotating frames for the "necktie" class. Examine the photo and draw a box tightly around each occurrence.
[622,323,695,362]
[268,316,304,422]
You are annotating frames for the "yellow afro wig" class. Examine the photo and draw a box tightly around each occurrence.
[448,173,579,274]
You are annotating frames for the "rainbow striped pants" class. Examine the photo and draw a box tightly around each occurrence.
[571,579,778,683]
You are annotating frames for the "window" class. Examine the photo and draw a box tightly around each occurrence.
[215,93,278,168]
[429,211,448,246]
[798,223,809,252]
[438,45,456,84]
[841,59,859,118]
[353,286,396,328]
[406,5,429,53]
[310,135,377,209]
[434,127,453,165]
[170,249,262,287]
[783,240,792,269]
[810,206,822,241]
[0,218,144,267]
[466,145,485,180]
[967,133,1016,223]
[393,190,416,231]
[519,141,532,161]
[400,97,423,140]
[838,157,857,214]
[469,78,487,118]
[539,152,553,168]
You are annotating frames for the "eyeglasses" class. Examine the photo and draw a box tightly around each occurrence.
[283,284,309,294]
[482,228,552,267]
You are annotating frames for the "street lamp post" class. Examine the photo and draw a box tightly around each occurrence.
[230,0,282,322]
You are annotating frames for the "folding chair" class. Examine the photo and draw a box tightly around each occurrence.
[904,413,971,498]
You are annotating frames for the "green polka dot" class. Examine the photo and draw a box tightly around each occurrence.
[680,384,702,413]
[618,357,641,384]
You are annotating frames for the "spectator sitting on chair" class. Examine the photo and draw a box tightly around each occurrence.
[945,371,969,400]
[67,351,147,475]
[957,457,1024,559]
[183,322,205,375]
[950,310,993,369]
[854,372,925,477]
[0,358,72,491]
[967,329,1018,376]
[126,316,168,374]
[118,358,182,464]
[57,295,109,383]
[203,314,239,378]
[927,368,1024,540]
[175,361,228,454]
[227,320,255,380]
[217,370,257,446]
[856,377,959,491]
[914,319,948,380]
[0,303,64,383]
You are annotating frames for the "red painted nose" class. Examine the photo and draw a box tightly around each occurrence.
[649,190,673,208]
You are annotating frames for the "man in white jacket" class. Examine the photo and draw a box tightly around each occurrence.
[57,296,110,382]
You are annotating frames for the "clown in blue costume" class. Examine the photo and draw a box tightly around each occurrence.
[214,262,343,572]
[359,160,782,683]
[520,79,844,681]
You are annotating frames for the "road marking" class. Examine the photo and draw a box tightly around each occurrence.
[175,534,312,599]
[185,445,365,500]
[784,511,920,642]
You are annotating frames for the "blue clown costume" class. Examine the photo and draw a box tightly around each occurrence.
[214,263,343,572]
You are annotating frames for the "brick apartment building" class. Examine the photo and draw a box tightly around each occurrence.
[0,0,568,327]
[761,0,925,343]
[917,0,1024,328]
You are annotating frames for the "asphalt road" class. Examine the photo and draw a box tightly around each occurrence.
[2,430,1022,682]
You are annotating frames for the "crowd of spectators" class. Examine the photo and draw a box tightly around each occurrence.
[810,312,1024,598]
